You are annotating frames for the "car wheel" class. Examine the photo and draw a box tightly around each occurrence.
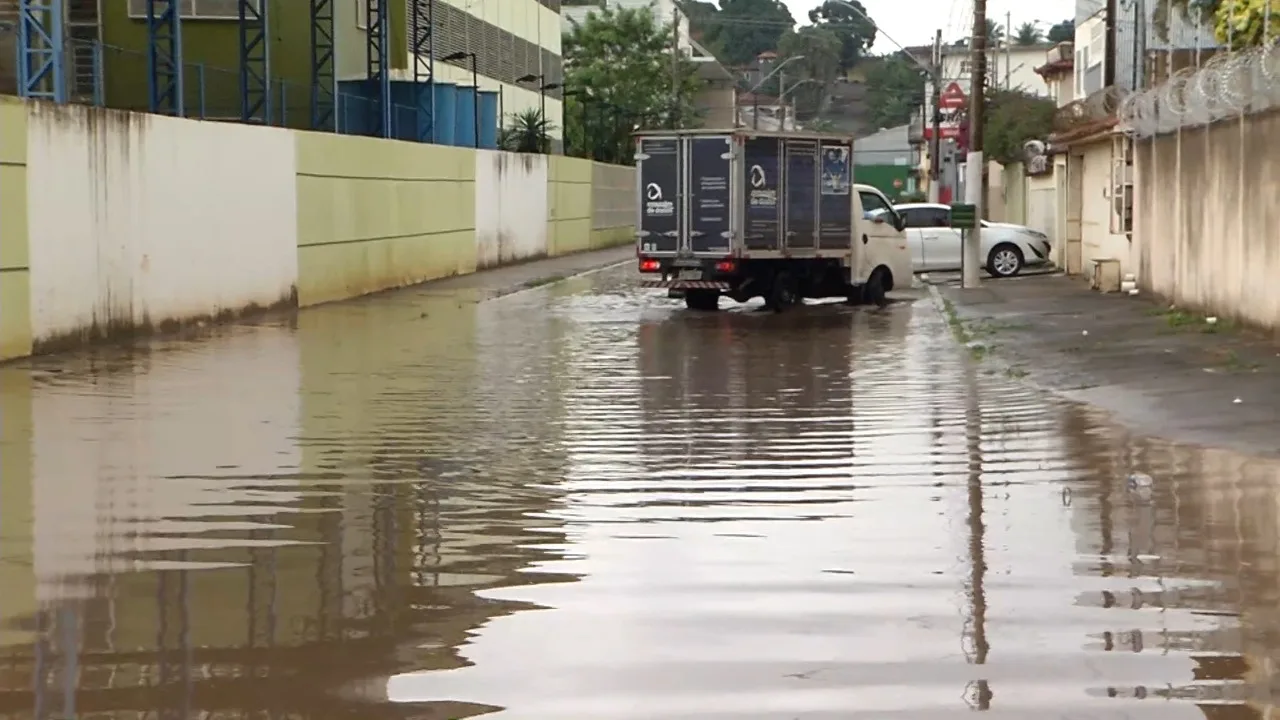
[986,243,1024,278]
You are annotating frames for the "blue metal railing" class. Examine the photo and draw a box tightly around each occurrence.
[1,29,498,148]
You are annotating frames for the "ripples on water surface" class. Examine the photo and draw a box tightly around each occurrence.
[2,267,1280,719]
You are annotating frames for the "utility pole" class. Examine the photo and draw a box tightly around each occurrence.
[929,29,943,203]
[1005,11,1012,89]
[670,9,680,128]
[1104,0,1117,87]
[962,0,987,288]
[777,69,786,130]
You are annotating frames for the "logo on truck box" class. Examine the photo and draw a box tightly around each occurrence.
[748,164,776,208]
[645,182,674,217]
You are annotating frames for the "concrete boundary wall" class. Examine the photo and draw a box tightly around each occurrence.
[475,151,549,269]
[0,97,636,361]
[26,104,299,350]
[1134,110,1280,330]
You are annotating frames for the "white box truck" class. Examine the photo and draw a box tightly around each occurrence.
[635,129,911,312]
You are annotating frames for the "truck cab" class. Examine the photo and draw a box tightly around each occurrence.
[634,129,911,311]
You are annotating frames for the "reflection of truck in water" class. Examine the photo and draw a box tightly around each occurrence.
[634,129,912,312]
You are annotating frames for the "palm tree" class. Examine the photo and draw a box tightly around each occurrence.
[985,18,1005,45]
[500,109,556,153]
[1014,22,1043,45]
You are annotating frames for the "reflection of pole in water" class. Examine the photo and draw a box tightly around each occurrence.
[962,356,991,710]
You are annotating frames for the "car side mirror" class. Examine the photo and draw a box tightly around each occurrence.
[894,215,907,232]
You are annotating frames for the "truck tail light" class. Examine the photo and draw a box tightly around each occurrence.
[639,258,661,273]
[715,260,737,274]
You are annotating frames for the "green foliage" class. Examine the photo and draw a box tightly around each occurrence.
[701,0,795,66]
[562,5,702,163]
[1213,0,1280,47]
[1013,22,1043,45]
[986,18,1005,44]
[777,26,843,117]
[807,0,877,70]
[1047,20,1074,43]
[984,89,1056,165]
[500,109,554,153]
[863,53,926,129]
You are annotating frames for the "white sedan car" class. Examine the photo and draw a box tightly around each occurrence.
[892,203,1052,277]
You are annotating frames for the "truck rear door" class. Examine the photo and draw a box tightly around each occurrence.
[685,135,734,256]
[637,136,680,256]
[818,141,853,250]
[742,136,782,252]
[783,138,819,252]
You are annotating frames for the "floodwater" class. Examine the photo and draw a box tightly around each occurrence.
[2,265,1280,719]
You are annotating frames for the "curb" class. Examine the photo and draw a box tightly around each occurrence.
[487,257,633,301]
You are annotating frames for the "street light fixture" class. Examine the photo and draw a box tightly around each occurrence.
[746,54,804,129]
[443,50,480,148]
[517,73,561,152]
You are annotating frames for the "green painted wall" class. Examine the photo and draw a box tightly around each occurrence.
[0,97,31,361]
[295,131,477,307]
[855,164,915,202]
[99,0,406,127]
[547,156,594,257]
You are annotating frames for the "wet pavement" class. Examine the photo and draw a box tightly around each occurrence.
[3,259,1280,718]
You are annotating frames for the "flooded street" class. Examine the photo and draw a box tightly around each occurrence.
[3,263,1280,718]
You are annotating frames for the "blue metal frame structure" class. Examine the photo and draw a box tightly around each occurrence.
[146,0,184,116]
[310,0,336,130]
[16,0,67,102]
[238,0,272,124]
[366,0,392,138]
[410,0,435,142]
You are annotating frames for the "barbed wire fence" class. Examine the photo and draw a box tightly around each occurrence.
[1118,3,1280,137]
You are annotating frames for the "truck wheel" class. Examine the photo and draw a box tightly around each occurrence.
[861,269,888,307]
[766,273,798,313]
[684,289,720,311]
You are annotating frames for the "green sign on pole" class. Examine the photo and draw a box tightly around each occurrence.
[950,203,978,229]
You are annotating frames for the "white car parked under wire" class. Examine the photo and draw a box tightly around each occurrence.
[891,202,1053,278]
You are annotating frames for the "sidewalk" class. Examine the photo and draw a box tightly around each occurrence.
[930,273,1280,458]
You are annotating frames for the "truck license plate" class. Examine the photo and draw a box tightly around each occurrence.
[678,269,703,281]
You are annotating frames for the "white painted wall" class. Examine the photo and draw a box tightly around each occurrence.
[475,150,549,268]
[1078,139,1133,277]
[25,104,298,346]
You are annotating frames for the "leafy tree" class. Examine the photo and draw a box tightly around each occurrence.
[1212,0,1280,47]
[807,0,878,70]
[500,109,554,153]
[777,26,843,116]
[702,0,795,66]
[863,53,926,129]
[562,6,702,162]
[678,0,724,54]
[1013,22,1043,45]
[1046,19,1074,43]
[983,89,1055,165]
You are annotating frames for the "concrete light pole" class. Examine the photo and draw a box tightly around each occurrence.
[963,0,987,289]
[746,54,805,129]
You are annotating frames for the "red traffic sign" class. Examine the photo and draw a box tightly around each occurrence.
[939,82,967,109]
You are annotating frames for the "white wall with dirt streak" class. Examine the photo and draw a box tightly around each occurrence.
[25,104,298,347]
[474,150,548,268]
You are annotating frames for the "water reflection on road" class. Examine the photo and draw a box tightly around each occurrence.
[2,266,1279,718]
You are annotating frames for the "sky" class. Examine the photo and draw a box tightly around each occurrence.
[779,0,1076,54]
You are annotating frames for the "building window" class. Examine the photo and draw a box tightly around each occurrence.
[127,0,259,20]
[413,0,563,98]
